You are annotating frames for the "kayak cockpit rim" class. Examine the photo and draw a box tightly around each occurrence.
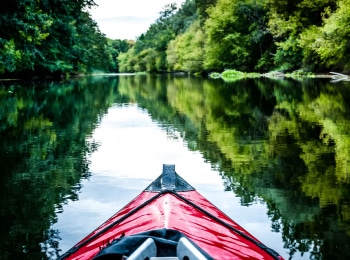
[92,228,212,260]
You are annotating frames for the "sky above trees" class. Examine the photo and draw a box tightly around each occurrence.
[89,0,185,40]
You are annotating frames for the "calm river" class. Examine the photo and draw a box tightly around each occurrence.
[0,75,349,260]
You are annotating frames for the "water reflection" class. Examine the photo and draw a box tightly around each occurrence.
[116,75,350,259]
[0,77,119,259]
[0,75,350,259]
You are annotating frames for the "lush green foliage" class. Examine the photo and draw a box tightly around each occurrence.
[118,0,349,74]
[2,0,349,76]
[204,0,272,71]
[118,1,198,73]
[106,39,134,72]
[167,20,205,72]
[0,0,110,78]
[299,0,350,71]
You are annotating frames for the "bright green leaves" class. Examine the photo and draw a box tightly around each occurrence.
[118,1,198,73]
[0,39,21,72]
[19,5,53,44]
[166,20,205,73]
[274,36,303,71]
[267,0,339,71]
[63,0,349,74]
[299,0,350,70]
[105,39,133,72]
[204,0,270,71]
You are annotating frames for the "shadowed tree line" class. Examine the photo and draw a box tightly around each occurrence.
[0,0,133,79]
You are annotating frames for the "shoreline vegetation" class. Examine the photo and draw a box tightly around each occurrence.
[1,0,350,80]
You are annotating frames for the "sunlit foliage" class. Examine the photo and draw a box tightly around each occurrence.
[299,0,350,71]
[2,0,350,75]
[118,0,349,74]
[118,1,197,73]
[204,0,272,72]
[167,20,205,73]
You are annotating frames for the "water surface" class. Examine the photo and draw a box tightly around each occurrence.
[1,75,349,260]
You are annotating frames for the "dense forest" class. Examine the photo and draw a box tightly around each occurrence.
[1,0,349,78]
[0,0,133,79]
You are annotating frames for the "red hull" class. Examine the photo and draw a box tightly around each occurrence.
[60,165,283,260]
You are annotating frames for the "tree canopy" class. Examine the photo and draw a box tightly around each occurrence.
[118,0,350,74]
[0,0,110,78]
[1,0,349,77]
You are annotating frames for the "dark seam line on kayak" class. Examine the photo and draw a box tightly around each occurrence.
[58,190,282,260]
[58,192,164,260]
[171,191,282,260]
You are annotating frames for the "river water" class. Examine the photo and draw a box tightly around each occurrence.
[0,75,349,260]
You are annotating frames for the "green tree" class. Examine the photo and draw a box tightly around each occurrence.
[118,49,138,72]
[195,0,218,20]
[266,0,337,71]
[106,39,134,72]
[299,0,350,71]
[167,20,205,72]
[0,0,53,74]
[171,0,198,34]
[0,0,110,77]
[119,1,198,73]
[204,0,272,72]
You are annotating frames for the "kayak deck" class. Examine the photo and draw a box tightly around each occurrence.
[60,165,283,260]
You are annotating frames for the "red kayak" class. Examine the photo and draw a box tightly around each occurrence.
[59,164,284,260]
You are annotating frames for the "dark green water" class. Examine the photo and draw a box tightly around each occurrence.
[1,75,350,260]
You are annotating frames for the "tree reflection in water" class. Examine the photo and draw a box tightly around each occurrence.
[0,75,349,259]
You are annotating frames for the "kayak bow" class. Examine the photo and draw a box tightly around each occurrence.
[60,164,284,260]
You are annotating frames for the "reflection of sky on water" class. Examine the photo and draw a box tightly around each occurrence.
[54,104,293,259]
